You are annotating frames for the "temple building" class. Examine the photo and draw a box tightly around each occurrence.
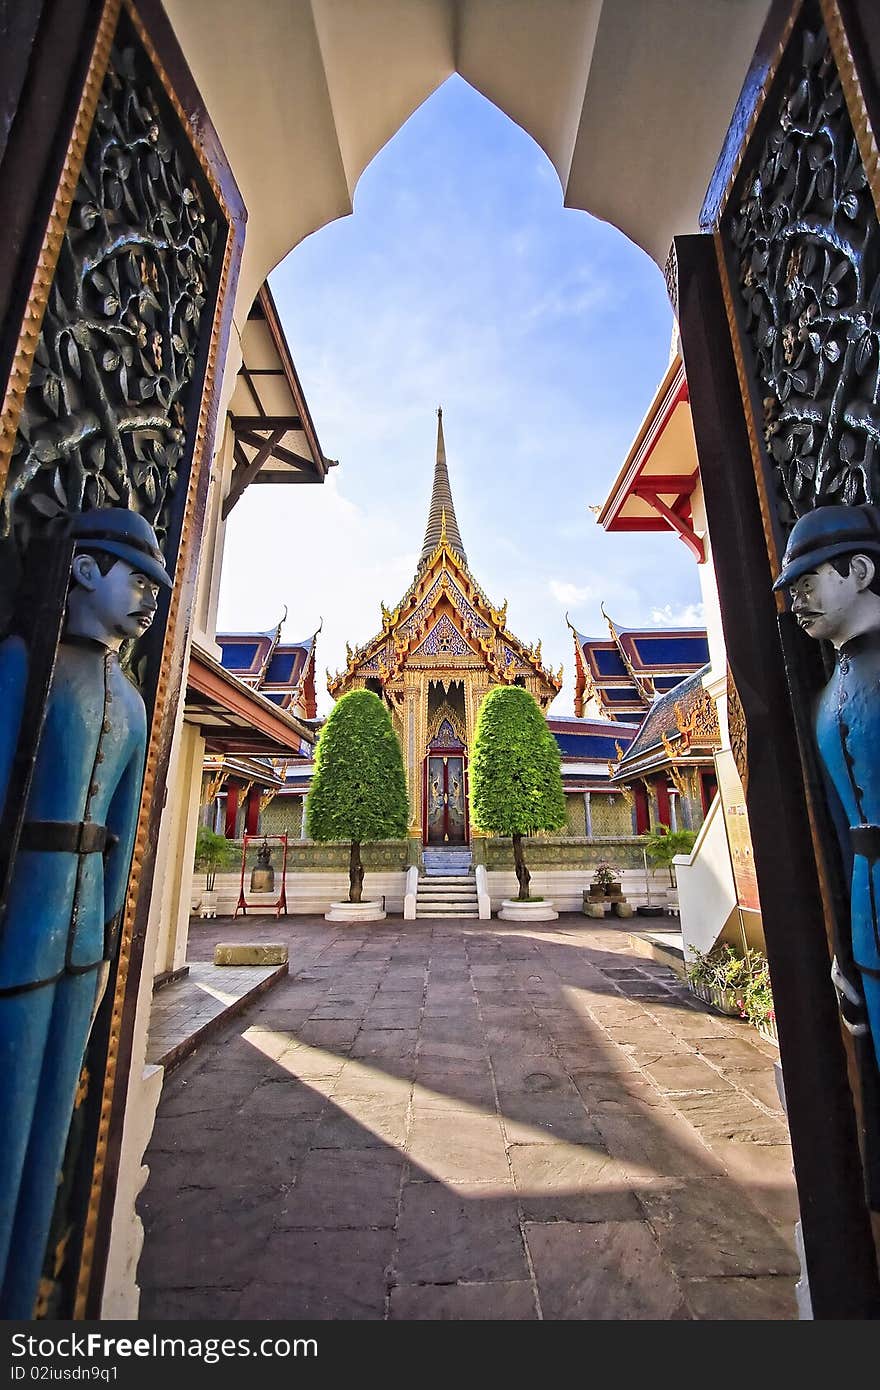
[329,410,562,846]
[608,664,720,832]
[568,611,710,723]
[192,616,321,838]
[546,713,639,838]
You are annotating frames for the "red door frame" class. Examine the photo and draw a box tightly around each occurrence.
[422,747,469,846]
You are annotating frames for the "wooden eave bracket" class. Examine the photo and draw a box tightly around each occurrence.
[630,480,705,562]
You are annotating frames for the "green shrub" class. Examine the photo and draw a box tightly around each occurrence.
[686,943,775,1029]
[194,825,238,890]
[306,689,409,902]
[470,686,566,900]
[644,823,697,887]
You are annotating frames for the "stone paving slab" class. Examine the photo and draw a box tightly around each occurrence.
[139,914,798,1321]
[146,960,288,1071]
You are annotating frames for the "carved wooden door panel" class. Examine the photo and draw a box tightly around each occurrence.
[445,756,466,843]
[426,754,446,843]
[424,753,468,844]
[674,0,880,1314]
[0,0,244,1317]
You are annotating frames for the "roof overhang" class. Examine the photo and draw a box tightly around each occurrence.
[185,642,314,757]
[202,754,286,788]
[222,283,336,518]
[596,357,704,562]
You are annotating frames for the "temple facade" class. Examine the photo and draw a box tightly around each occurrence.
[329,411,562,846]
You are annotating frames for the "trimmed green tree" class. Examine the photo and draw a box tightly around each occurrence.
[470,686,566,900]
[306,689,409,902]
[644,823,697,887]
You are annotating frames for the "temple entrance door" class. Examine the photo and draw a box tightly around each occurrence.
[424,751,468,845]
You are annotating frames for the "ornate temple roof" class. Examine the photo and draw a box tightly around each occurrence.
[610,663,719,781]
[217,612,321,720]
[546,714,638,763]
[330,414,561,705]
[419,408,467,569]
[568,610,709,722]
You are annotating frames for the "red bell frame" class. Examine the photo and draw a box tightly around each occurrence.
[234,832,288,917]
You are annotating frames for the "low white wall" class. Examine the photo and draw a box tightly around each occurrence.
[190,866,679,920]
[403,866,418,921]
[192,869,408,917]
[674,796,737,960]
[475,864,491,920]
[486,867,675,914]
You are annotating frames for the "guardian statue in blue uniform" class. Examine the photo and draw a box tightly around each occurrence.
[0,508,171,1318]
[774,504,880,1073]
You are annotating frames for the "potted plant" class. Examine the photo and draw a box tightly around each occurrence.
[588,862,622,898]
[469,686,566,921]
[686,942,776,1042]
[306,689,409,921]
[193,825,238,918]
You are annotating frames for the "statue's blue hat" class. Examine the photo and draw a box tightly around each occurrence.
[67,508,172,589]
[773,504,880,590]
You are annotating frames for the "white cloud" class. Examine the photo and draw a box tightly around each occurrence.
[649,602,706,627]
[549,579,594,607]
[217,474,418,716]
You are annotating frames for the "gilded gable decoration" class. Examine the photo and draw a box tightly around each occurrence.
[415,614,475,658]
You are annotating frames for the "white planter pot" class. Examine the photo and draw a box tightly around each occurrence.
[198,888,218,919]
[325,900,386,922]
[498,898,558,922]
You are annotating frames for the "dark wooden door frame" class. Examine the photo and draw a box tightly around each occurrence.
[423,749,469,846]
[0,0,247,1317]
[675,229,880,1316]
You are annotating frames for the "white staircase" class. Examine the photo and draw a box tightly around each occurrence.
[417,848,478,917]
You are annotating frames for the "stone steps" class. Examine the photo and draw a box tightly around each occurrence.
[416,868,479,918]
[423,849,473,877]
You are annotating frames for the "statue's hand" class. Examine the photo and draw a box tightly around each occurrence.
[831,955,870,1036]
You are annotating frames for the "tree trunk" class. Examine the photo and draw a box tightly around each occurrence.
[512,832,530,901]
[349,840,364,903]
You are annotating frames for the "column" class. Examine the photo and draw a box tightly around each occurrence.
[245,784,260,836]
[633,782,650,835]
[224,780,240,839]
[583,791,593,839]
[654,775,671,830]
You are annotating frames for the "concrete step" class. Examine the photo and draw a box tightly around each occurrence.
[416,908,480,917]
[418,884,477,895]
[417,882,478,892]
[423,852,473,878]
[419,874,475,886]
[627,929,686,978]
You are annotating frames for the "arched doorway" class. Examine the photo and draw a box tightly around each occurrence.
[7,0,880,1322]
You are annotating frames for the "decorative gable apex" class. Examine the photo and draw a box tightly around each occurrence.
[414,614,476,658]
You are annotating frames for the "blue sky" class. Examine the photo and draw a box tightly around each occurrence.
[217,75,703,715]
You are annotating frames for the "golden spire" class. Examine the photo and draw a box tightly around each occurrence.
[418,407,467,569]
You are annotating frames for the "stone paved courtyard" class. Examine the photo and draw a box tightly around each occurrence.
[138,915,800,1320]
